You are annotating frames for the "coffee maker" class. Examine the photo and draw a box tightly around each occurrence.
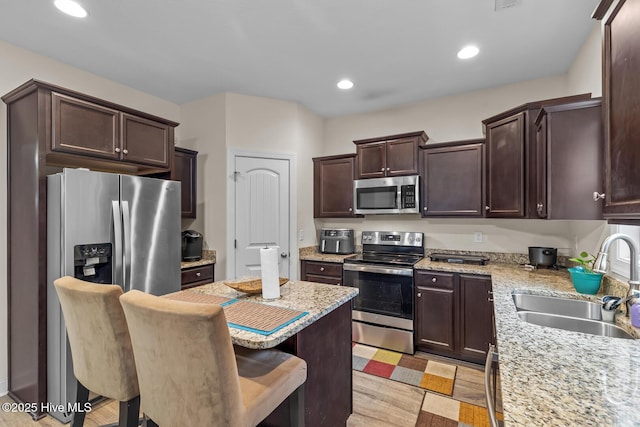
[182,230,203,261]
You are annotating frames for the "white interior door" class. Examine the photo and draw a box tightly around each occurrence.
[234,156,290,278]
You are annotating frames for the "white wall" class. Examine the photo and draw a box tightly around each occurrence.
[568,23,603,98]
[178,93,227,269]
[178,93,325,279]
[0,40,181,396]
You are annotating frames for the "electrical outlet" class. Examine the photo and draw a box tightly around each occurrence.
[474,231,483,243]
[299,229,304,241]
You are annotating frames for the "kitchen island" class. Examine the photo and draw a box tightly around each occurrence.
[190,280,358,427]
[414,259,640,427]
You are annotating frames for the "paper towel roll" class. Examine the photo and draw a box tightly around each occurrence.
[260,247,280,300]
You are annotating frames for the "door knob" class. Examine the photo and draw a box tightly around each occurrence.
[280,252,288,258]
[593,192,605,201]
[115,147,121,153]
[485,206,490,211]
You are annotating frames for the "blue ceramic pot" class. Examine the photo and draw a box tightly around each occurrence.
[568,266,604,295]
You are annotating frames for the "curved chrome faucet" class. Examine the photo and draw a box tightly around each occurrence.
[593,233,640,316]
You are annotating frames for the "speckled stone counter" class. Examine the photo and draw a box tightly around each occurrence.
[299,245,358,263]
[415,259,640,426]
[190,280,358,349]
[180,249,216,269]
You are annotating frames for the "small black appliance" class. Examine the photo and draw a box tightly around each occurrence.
[182,230,203,261]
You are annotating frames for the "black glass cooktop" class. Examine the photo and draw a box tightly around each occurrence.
[344,253,423,267]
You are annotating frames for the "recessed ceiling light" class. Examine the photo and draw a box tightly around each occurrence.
[457,45,479,60]
[54,0,88,18]
[337,79,354,90]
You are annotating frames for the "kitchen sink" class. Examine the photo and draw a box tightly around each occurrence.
[516,311,634,339]
[512,293,602,320]
[512,292,635,339]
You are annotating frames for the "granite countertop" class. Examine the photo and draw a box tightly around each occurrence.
[299,246,358,263]
[190,280,358,349]
[181,249,216,269]
[415,259,640,426]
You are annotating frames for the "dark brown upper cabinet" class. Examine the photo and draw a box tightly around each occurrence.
[175,147,198,218]
[121,113,171,168]
[313,153,359,218]
[420,139,484,217]
[52,92,120,160]
[51,92,172,169]
[482,94,592,218]
[534,99,604,220]
[594,0,640,221]
[353,131,428,179]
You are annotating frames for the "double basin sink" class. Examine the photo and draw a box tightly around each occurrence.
[512,293,635,339]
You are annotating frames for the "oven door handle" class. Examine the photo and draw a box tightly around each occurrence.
[343,263,414,277]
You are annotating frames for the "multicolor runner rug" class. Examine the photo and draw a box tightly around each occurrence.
[352,343,457,395]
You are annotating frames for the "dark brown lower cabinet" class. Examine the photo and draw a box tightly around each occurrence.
[181,264,214,289]
[415,270,494,364]
[458,274,494,362]
[300,260,343,285]
[415,271,456,352]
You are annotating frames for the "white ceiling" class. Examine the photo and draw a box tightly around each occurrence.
[0,0,600,117]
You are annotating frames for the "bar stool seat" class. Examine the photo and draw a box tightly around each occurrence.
[53,276,140,427]
[119,290,307,427]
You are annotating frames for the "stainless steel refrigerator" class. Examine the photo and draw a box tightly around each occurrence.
[46,168,181,423]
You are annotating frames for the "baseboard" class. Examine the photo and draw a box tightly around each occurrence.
[0,378,7,396]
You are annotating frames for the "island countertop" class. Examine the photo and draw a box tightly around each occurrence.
[415,259,640,426]
[190,280,358,349]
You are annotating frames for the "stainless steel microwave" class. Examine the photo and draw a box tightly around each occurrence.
[353,175,420,214]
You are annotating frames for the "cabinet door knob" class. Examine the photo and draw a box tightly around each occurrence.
[431,277,437,283]
[381,168,385,172]
[320,267,325,272]
[123,149,129,155]
[196,272,201,277]
[115,147,121,153]
[593,192,605,201]
[386,168,390,171]
[488,297,494,302]
[417,292,422,298]
[349,207,353,212]
[485,205,490,211]
[423,206,427,212]
[537,203,543,211]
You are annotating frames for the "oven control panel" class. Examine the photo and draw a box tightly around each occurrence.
[361,231,423,247]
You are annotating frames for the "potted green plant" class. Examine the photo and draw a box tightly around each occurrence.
[568,251,604,294]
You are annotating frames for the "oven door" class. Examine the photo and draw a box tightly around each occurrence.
[343,263,413,324]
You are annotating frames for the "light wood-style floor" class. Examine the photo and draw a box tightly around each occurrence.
[1,355,500,427]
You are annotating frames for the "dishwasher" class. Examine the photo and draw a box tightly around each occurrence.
[484,344,500,427]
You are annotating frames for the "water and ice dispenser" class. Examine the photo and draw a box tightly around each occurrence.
[73,243,112,284]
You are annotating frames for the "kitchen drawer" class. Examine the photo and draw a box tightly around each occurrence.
[305,274,342,286]
[181,264,214,289]
[415,270,455,290]
[303,261,342,277]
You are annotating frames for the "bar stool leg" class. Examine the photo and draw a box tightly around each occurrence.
[72,380,90,427]
[288,384,305,427]
[118,396,140,427]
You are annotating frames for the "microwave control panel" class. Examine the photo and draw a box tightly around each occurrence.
[401,185,416,208]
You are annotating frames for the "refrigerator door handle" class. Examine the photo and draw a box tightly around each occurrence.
[122,201,132,292]
[112,201,124,289]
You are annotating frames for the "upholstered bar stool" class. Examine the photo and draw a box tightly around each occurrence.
[54,276,141,427]
[119,290,307,427]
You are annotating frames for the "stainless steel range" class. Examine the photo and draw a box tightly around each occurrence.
[344,231,424,354]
